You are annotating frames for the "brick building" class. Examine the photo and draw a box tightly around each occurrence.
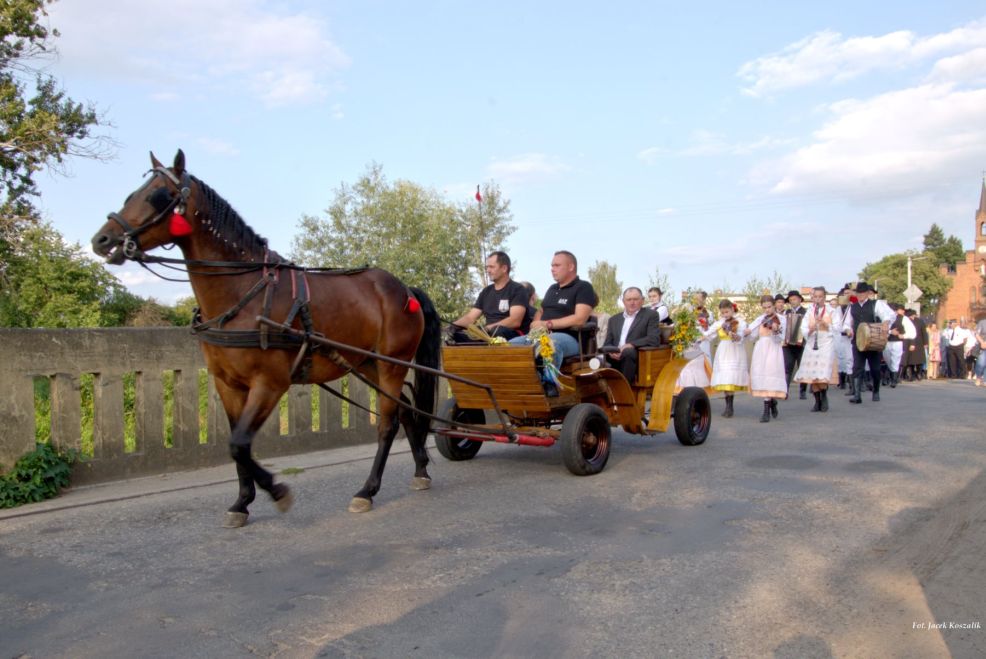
[938,179,986,324]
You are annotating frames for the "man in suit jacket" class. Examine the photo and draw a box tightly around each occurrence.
[602,287,662,382]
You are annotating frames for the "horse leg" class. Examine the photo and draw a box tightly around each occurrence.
[348,363,405,513]
[215,380,293,527]
[399,391,432,491]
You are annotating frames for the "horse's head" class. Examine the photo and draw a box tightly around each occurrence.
[92,150,197,264]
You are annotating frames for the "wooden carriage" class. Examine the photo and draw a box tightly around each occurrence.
[434,342,711,475]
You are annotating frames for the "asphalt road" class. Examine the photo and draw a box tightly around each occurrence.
[2,379,984,658]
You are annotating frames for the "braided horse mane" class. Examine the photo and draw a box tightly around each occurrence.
[192,175,271,258]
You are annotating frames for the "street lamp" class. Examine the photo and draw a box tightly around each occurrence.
[906,253,930,314]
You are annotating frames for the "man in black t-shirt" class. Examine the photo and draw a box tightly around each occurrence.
[449,251,529,342]
[509,250,597,367]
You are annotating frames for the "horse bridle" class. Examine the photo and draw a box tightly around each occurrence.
[106,166,193,259]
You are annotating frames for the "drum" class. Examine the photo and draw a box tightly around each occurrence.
[855,322,888,352]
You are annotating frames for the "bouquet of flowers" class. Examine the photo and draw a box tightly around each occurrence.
[526,326,568,389]
[668,304,701,358]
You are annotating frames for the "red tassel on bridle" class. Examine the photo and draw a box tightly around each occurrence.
[169,212,193,237]
[405,296,421,313]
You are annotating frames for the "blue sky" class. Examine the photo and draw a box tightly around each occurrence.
[37,1,986,304]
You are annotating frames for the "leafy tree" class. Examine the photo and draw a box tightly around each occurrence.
[859,251,952,315]
[0,222,124,327]
[462,182,515,286]
[740,271,790,319]
[290,163,515,319]
[588,260,622,315]
[0,0,109,226]
[922,223,966,268]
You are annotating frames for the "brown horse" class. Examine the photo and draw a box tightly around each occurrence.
[91,150,441,526]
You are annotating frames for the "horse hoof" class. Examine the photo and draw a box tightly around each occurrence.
[273,486,294,513]
[223,511,249,528]
[410,477,432,491]
[348,497,373,513]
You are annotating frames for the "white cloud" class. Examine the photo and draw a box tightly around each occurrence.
[757,83,986,199]
[738,19,986,96]
[639,131,795,163]
[487,153,571,185]
[929,47,986,84]
[48,0,349,107]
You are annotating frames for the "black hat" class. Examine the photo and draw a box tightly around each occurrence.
[773,294,786,302]
[855,282,872,293]
[786,289,804,301]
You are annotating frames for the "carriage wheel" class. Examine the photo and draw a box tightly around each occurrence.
[673,387,711,446]
[560,403,611,475]
[434,398,485,461]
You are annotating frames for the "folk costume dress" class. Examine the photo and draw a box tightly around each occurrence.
[794,302,839,385]
[833,304,854,376]
[704,318,749,392]
[747,314,787,399]
[674,346,712,393]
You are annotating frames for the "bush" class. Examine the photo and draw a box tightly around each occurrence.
[0,442,77,508]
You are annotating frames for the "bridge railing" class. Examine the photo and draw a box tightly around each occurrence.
[0,328,445,486]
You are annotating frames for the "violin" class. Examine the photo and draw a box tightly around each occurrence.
[761,313,781,333]
[722,318,739,335]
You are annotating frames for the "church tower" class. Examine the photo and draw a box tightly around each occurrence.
[976,177,986,258]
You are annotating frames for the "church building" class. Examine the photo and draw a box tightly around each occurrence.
[938,179,986,324]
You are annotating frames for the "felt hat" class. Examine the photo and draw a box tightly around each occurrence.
[786,289,804,302]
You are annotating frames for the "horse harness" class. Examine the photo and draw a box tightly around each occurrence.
[191,260,376,384]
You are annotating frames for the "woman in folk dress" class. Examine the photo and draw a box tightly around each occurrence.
[794,286,840,412]
[703,299,749,418]
[744,295,787,423]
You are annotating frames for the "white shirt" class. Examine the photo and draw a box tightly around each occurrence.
[618,310,639,347]
[648,301,669,323]
[947,327,971,346]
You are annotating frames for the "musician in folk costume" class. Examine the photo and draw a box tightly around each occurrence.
[773,294,788,317]
[902,309,927,381]
[833,287,855,393]
[744,295,787,422]
[794,286,840,412]
[883,303,916,387]
[782,290,809,400]
[693,290,715,362]
[844,282,894,403]
[702,299,749,418]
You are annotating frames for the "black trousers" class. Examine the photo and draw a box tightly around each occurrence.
[783,344,805,386]
[608,347,639,383]
[946,345,966,378]
[852,346,883,390]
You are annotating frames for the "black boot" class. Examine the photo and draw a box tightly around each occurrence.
[799,383,807,400]
[872,376,881,402]
[770,399,779,418]
[890,371,898,388]
[820,388,829,412]
[760,400,770,423]
[838,373,846,389]
[845,377,855,396]
[811,391,821,412]
[850,377,863,404]
[722,394,734,418]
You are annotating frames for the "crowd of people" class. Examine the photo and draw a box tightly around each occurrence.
[447,250,986,415]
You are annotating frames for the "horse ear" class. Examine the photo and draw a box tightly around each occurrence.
[150,151,163,169]
[173,149,186,176]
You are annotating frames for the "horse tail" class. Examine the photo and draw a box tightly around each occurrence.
[409,286,441,431]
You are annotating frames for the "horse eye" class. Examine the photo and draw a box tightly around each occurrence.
[146,187,173,212]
